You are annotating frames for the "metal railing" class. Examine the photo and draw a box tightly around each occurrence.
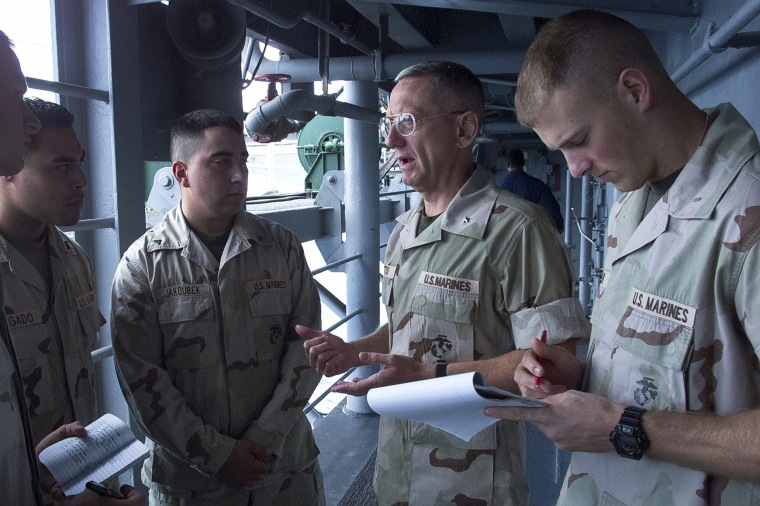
[26,77,110,103]
[302,367,357,416]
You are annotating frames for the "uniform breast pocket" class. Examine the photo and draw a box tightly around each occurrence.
[381,263,398,306]
[6,312,57,416]
[410,282,478,324]
[381,275,393,306]
[0,350,27,462]
[248,288,292,317]
[77,303,104,342]
[612,306,693,370]
[247,285,292,359]
[158,296,218,369]
[399,283,478,363]
[604,305,694,410]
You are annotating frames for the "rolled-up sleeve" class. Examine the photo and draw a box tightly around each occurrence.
[502,218,590,349]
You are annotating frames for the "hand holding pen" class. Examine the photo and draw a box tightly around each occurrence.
[535,330,547,387]
[82,482,145,504]
[514,331,584,398]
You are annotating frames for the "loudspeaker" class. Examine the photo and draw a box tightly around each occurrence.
[166,0,247,69]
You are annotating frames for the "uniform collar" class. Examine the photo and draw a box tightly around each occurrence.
[147,205,277,254]
[665,103,760,219]
[396,164,499,247]
[396,165,499,239]
[0,223,75,263]
[609,103,760,264]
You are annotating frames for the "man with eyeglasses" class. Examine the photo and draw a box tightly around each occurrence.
[299,60,588,505]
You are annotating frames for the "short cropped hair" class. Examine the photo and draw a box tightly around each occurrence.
[24,98,76,150]
[0,30,11,49]
[170,109,243,162]
[515,9,669,127]
[395,60,485,126]
[505,149,525,169]
[25,97,75,129]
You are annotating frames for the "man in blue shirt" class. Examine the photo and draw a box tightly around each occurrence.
[497,148,564,233]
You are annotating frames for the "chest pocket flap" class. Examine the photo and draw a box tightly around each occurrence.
[157,284,213,324]
[411,272,479,324]
[247,279,292,316]
[77,301,105,338]
[611,288,695,371]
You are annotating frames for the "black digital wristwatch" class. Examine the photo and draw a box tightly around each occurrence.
[609,405,650,460]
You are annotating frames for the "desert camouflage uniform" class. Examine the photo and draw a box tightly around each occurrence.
[0,325,40,506]
[0,226,101,446]
[378,165,589,505]
[112,206,323,505]
[558,104,760,506]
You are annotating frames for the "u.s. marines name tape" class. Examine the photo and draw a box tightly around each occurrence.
[418,271,480,294]
[628,288,695,327]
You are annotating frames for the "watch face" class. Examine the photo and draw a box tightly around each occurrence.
[615,432,639,454]
[610,406,649,460]
[611,426,644,458]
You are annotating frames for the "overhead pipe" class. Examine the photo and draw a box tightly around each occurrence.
[671,0,760,83]
[253,49,525,83]
[228,0,374,55]
[318,0,331,93]
[245,89,382,136]
[726,31,760,48]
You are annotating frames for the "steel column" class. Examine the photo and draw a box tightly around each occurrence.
[563,167,573,247]
[343,80,380,414]
[578,175,594,317]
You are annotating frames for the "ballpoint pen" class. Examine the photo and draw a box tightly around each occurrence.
[535,329,547,387]
[86,481,124,500]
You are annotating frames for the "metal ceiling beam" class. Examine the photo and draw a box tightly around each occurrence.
[346,0,435,49]
[672,0,760,82]
[497,13,535,45]
[360,0,698,32]
[230,0,375,54]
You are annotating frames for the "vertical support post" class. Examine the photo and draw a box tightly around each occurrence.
[593,182,607,297]
[343,80,380,414]
[563,167,573,247]
[578,175,593,317]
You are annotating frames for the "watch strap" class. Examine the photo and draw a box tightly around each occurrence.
[620,405,647,428]
[435,360,447,377]
[609,405,650,460]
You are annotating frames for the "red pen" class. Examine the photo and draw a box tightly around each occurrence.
[535,330,547,387]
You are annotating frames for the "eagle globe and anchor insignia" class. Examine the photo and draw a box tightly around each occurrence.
[633,376,658,405]
[431,334,453,359]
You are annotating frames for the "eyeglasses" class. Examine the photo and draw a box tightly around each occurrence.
[379,111,465,140]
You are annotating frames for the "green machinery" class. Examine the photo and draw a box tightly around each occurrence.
[297,115,345,192]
